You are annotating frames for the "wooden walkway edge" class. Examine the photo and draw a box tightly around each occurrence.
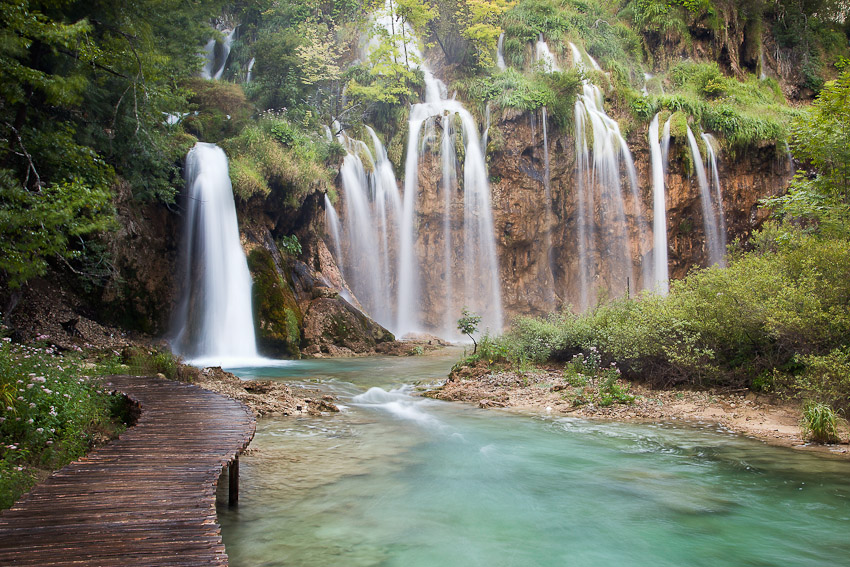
[0,374,256,566]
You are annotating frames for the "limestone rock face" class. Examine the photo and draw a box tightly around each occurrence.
[485,112,790,318]
[302,296,395,356]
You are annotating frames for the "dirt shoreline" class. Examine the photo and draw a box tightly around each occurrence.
[427,365,850,459]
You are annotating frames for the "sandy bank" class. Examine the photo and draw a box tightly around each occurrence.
[427,365,850,459]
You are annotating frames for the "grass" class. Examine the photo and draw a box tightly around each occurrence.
[801,401,840,443]
[0,337,130,509]
[218,113,343,205]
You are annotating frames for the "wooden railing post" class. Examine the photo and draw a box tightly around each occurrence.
[228,457,239,506]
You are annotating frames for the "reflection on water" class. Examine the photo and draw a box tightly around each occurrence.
[220,353,850,567]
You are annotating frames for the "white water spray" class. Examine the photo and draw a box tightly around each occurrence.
[570,42,646,309]
[536,34,560,72]
[246,57,256,83]
[201,28,235,80]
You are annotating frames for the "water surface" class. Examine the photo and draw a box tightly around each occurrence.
[220,352,850,566]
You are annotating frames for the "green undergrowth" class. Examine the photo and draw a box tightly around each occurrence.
[0,338,130,510]
[633,61,799,153]
[458,226,850,419]
[218,112,344,205]
[454,67,584,128]
[501,0,642,73]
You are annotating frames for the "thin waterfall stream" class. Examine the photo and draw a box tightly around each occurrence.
[686,126,726,266]
[649,113,670,294]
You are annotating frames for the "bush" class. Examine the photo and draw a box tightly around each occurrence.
[0,338,127,509]
[219,116,337,206]
[462,228,850,409]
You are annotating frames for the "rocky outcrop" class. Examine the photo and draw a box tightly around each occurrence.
[100,180,180,334]
[301,296,395,357]
[240,199,396,358]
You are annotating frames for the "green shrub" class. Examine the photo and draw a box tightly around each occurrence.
[219,117,336,206]
[800,401,840,443]
[460,228,850,407]
[124,348,179,380]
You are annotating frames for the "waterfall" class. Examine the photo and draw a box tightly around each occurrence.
[536,34,560,72]
[395,84,503,335]
[540,107,557,309]
[171,143,260,366]
[332,3,503,338]
[570,42,646,309]
[496,33,507,70]
[246,57,256,83]
[702,133,727,265]
[200,28,235,80]
[335,130,399,328]
[324,194,344,272]
[685,126,725,266]
[642,73,651,96]
[569,42,601,72]
[648,114,669,295]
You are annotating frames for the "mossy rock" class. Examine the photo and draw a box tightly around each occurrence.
[247,248,303,358]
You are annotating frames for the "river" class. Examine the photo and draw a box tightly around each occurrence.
[219,349,850,566]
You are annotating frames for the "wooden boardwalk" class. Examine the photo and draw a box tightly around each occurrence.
[0,375,256,566]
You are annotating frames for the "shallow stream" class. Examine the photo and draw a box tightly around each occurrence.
[219,351,850,566]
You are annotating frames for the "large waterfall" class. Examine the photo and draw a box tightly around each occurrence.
[171,143,261,367]
[328,6,503,338]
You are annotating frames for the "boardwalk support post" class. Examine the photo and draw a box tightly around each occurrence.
[228,456,239,506]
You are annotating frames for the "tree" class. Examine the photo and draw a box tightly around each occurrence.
[455,0,515,69]
[457,307,482,353]
[0,0,223,290]
[764,63,850,238]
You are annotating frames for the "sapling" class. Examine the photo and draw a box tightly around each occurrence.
[457,308,482,354]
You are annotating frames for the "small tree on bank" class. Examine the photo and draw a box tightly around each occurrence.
[457,307,482,353]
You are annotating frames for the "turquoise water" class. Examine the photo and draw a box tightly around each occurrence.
[219,352,850,567]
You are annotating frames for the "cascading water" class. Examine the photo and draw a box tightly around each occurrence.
[171,143,260,366]
[496,33,507,70]
[246,57,256,83]
[324,194,344,271]
[569,42,647,309]
[648,114,669,295]
[701,133,727,266]
[334,127,401,329]
[329,3,503,338]
[536,34,560,72]
[534,37,558,309]
[685,126,725,266]
[201,28,235,80]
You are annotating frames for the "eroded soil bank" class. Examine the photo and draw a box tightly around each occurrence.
[427,363,850,459]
